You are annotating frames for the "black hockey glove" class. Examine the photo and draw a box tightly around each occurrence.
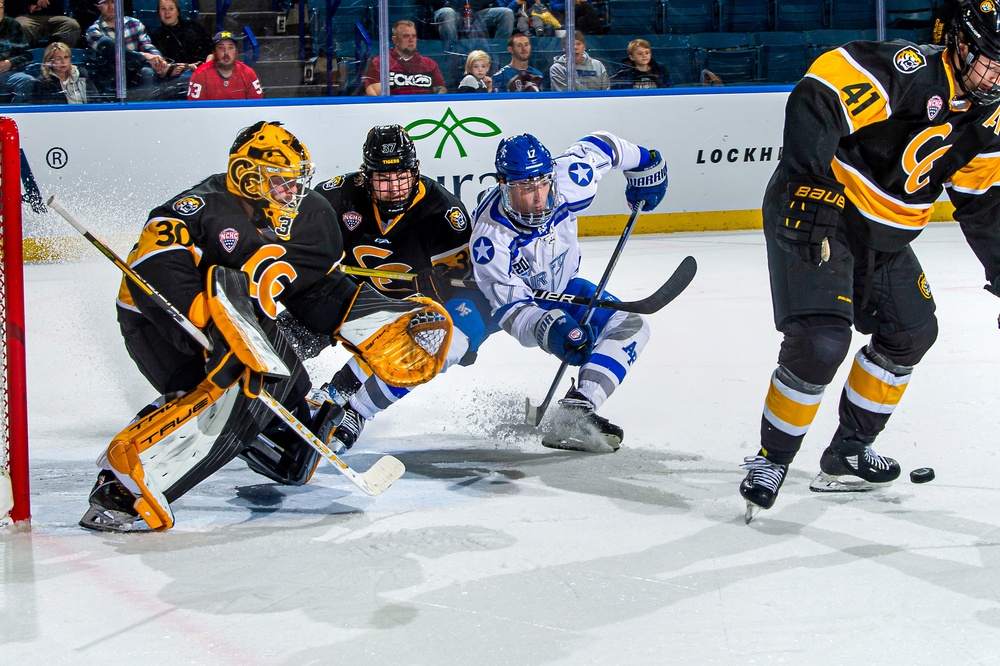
[776,174,846,266]
[414,264,457,304]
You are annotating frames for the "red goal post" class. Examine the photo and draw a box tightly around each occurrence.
[0,117,29,527]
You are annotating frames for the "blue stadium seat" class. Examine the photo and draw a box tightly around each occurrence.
[659,0,716,35]
[756,31,811,84]
[692,32,757,84]
[774,0,827,31]
[804,28,877,61]
[606,0,659,36]
[719,0,771,33]
[829,0,877,30]
[649,34,696,85]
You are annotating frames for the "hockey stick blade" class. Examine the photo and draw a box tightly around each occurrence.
[255,391,405,496]
[607,255,697,315]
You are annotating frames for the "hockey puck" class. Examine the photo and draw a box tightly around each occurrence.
[909,467,935,484]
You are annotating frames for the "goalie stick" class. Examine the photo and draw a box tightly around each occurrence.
[340,261,697,316]
[47,195,405,497]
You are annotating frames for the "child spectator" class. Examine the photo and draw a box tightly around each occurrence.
[34,40,96,103]
[611,38,670,89]
[458,49,492,91]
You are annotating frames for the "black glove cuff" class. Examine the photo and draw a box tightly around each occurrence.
[787,173,846,211]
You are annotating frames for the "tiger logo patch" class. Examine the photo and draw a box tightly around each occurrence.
[321,176,344,190]
[894,47,926,74]
[918,272,932,299]
[445,206,467,231]
[172,196,205,216]
[981,1,996,14]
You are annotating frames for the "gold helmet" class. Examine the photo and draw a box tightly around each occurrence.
[227,121,315,237]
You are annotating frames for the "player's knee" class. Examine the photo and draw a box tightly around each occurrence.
[871,315,938,367]
[778,316,852,386]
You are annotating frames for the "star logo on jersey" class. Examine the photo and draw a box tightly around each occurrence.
[894,47,926,74]
[472,237,495,264]
[172,196,205,216]
[219,228,239,252]
[927,95,943,120]
[568,162,594,186]
[342,211,363,231]
[445,206,468,231]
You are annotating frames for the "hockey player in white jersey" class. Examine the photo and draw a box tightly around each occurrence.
[471,132,668,450]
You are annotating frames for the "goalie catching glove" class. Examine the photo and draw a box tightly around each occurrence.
[336,283,453,387]
[624,149,668,211]
[777,173,845,266]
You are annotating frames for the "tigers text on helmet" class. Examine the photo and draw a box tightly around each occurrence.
[495,133,558,230]
[949,0,1000,105]
[362,125,420,219]
[227,121,315,237]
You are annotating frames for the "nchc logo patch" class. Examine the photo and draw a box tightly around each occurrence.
[219,228,239,253]
[894,47,927,74]
[918,272,932,299]
[172,195,205,216]
[342,211,363,230]
[927,95,943,120]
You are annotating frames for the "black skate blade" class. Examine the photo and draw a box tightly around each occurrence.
[808,472,890,493]
[79,506,146,533]
[541,433,619,453]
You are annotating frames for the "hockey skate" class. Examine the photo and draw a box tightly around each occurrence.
[541,389,623,452]
[323,404,366,451]
[79,470,143,533]
[740,455,788,524]
[809,442,900,493]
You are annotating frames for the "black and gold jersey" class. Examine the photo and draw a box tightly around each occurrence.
[117,173,357,353]
[777,39,1000,275]
[314,172,471,295]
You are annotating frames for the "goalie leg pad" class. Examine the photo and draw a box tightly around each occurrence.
[336,284,453,388]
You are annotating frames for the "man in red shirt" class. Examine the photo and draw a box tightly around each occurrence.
[187,30,264,100]
[363,20,446,95]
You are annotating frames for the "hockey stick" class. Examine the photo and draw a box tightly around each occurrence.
[339,262,696,316]
[526,201,646,428]
[47,195,404,497]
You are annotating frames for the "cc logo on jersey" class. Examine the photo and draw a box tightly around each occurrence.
[241,245,299,318]
[902,124,953,194]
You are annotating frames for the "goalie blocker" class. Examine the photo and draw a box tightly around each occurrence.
[82,267,451,532]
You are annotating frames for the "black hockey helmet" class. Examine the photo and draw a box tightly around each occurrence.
[950,0,1000,104]
[362,124,420,218]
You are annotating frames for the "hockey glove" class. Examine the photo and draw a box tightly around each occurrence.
[535,309,595,366]
[414,264,457,304]
[624,149,668,211]
[777,174,846,266]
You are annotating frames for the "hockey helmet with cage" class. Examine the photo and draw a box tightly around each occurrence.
[362,125,420,219]
[949,1,1000,105]
[495,133,558,230]
[227,121,315,237]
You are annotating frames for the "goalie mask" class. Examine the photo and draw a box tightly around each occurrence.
[495,134,558,231]
[949,0,1000,105]
[362,125,420,219]
[228,121,315,237]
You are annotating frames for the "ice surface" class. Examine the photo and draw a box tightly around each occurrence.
[3,226,1000,665]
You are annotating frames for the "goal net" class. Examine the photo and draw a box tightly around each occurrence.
[0,117,29,527]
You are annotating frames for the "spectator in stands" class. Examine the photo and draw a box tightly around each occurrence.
[458,49,491,91]
[85,0,169,92]
[611,38,670,89]
[549,30,608,91]
[428,0,514,43]
[510,0,561,37]
[550,0,603,35]
[187,30,263,100]
[70,0,131,40]
[33,40,96,103]
[363,20,447,95]
[492,33,543,91]
[0,2,36,103]
[8,0,80,48]
[151,0,211,73]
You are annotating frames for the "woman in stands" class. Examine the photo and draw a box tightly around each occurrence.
[33,41,96,104]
